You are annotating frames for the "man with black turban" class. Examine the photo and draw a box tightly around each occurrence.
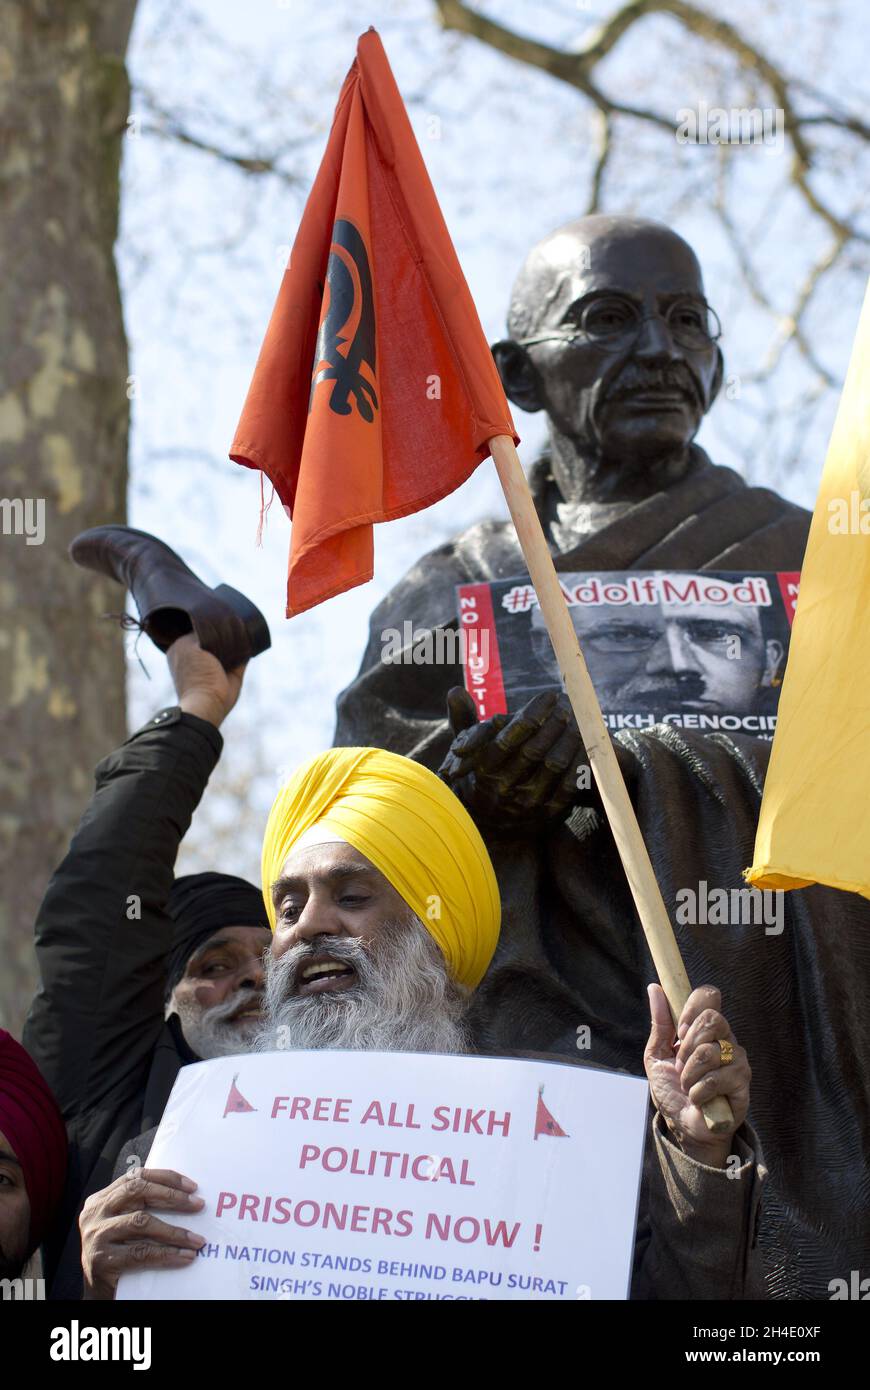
[23,631,271,1298]
[0,1030,67,1283]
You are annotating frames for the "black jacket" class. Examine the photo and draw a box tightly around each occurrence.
[23,707,222,1299]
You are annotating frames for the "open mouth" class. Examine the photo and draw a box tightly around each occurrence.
[231,1004,264,1024]
[297,958,357,997]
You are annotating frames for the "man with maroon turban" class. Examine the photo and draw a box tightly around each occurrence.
[0,1030,67,1282]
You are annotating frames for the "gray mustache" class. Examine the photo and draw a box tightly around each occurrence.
[202,984,263,1024]
[270,934,369,993]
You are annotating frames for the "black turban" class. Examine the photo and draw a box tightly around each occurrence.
[165,872,269,998]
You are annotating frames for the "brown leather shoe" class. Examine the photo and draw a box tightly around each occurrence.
[70,525,271,671]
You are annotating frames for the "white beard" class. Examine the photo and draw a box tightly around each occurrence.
[256,915,470,1056]
[173,987,263,1060]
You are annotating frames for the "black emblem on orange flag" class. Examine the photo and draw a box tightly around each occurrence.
[309,218,378,422]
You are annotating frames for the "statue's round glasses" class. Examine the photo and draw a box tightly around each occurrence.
[517,294,722,353]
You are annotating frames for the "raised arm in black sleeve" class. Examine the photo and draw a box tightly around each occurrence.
[23,706,222,1294]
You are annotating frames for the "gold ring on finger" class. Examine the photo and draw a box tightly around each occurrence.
[718,1039,734,1066]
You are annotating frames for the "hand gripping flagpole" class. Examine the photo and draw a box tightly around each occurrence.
[489,434,733,1135]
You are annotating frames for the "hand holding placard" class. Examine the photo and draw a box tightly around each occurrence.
[117,1051,649,1301]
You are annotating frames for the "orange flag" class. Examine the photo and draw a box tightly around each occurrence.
[230,28,517,617]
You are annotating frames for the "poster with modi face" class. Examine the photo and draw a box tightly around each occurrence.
[117,1050,649,1302]
[457,570,798,740]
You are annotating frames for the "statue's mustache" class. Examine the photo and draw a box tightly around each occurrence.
[604,363,701,405]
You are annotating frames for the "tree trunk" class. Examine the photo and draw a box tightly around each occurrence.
[0,0,137,1036]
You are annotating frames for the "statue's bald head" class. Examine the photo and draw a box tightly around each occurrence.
[493,214,722,496]
[507,215,706,340]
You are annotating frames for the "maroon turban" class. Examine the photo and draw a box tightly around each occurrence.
[0,1030,67,1254]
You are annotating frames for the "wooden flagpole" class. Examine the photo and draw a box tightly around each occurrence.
[489,434,733,1134]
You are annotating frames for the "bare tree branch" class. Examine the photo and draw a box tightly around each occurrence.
[433,0,868,247]
[134,89,307,185]
[586,109,613,214]
[433,0,867,459]
[712,162,838,388]
[433,0,678,130]
[756,233,849,381]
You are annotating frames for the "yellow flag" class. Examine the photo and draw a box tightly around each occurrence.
[746,279,870,896]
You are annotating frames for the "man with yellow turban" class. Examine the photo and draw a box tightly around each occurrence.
[253,746,764,1301]
[257,746,501,1057]
[81,744,764,1300]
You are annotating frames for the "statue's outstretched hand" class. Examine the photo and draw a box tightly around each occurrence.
[439,686,586,830]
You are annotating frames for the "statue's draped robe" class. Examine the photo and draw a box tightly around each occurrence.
[334,447,870,1298]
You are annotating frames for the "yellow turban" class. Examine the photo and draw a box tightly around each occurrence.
[261,747,501,990]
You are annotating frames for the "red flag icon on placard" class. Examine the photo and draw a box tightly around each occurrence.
[223,1074,256,1118]
[534,1086,568,1141]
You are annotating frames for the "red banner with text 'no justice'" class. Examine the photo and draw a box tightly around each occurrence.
[230,28,518,617]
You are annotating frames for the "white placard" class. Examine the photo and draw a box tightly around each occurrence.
[118,1050,648,1301]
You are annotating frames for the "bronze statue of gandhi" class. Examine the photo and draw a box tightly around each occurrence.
[332,218,870,1299]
